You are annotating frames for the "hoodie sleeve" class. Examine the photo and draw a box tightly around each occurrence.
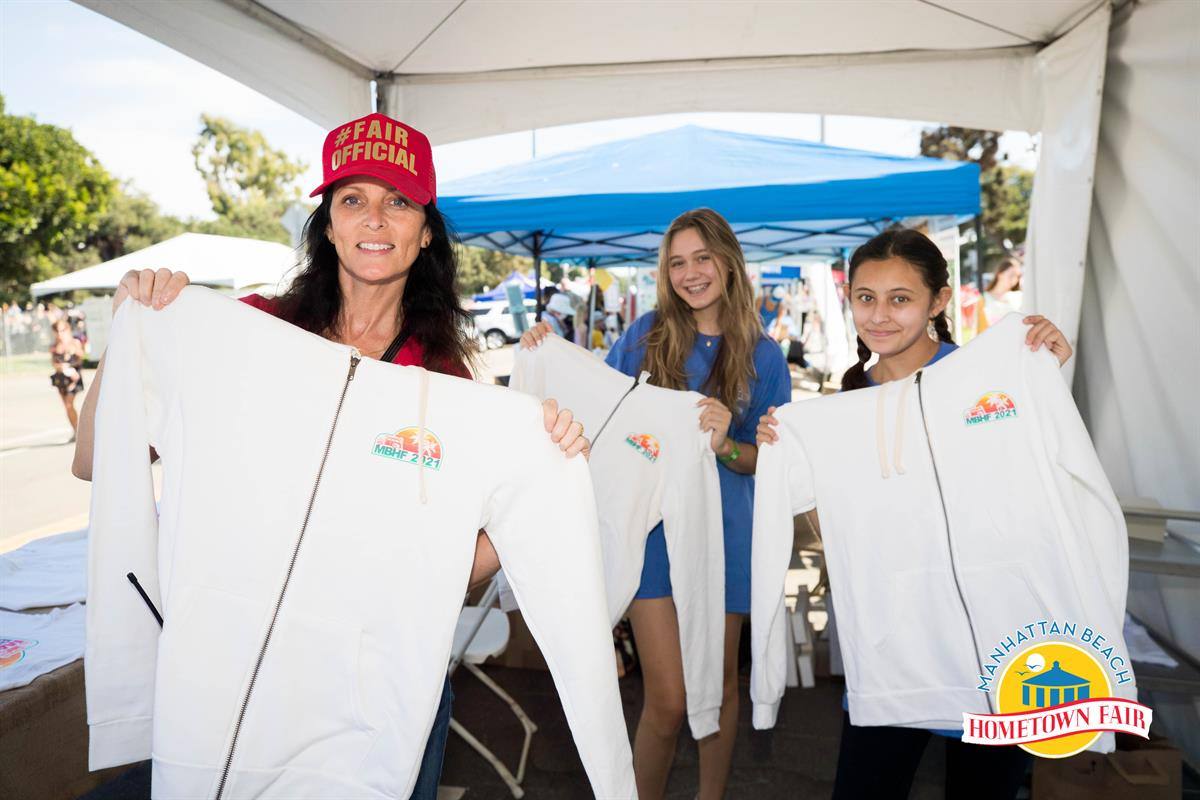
[85,301,171,769]
[659,418,725,739]
[481,403,637,798]
[1021,346,1130,628]
[509,338,546,396]
[750,419,816,729]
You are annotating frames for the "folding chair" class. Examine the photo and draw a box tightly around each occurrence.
[446,578,538,799]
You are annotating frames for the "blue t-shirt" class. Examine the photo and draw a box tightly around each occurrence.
[843,339,961,735]
[605,311,791,613]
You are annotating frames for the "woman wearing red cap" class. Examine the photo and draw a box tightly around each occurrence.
[72,113,589,798]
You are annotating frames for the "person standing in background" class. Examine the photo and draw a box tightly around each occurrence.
[49,318,86,440]
[983,255,1023,326]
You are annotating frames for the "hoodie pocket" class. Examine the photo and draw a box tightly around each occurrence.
[872,567,973,650]
[233,608,378,771]
[960,561,1053,641]
[152,585,266,766]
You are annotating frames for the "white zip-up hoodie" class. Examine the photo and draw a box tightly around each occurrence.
[86,288,636,799]
[508,335,720,738]
[511,336,725,738]
[752,316,1135,748]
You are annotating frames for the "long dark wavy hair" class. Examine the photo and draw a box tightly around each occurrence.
[271,192,476,373]
[841,228,954,392]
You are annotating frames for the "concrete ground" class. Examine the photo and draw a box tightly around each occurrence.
[0,364,96,551]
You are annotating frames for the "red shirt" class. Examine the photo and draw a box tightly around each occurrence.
[239,293,471,379]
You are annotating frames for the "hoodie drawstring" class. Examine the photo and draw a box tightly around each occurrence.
[875,381,891,479]
[893,376,912,475]
[416,367,430,504]
[875,376,914,479]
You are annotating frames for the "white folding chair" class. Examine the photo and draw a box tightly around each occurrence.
[446,579,538,799]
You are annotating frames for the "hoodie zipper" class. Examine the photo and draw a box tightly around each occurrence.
[214,351,361,800]
[914,370,991,713]
[590,373,643,448]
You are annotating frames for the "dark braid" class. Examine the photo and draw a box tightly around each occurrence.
[932,310,954,344]
[841,228,955,393]
[840,335,875,392]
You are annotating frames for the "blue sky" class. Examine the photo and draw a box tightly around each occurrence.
[2,0,1037,221]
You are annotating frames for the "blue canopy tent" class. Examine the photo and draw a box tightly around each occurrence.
[440,126,979,261]
[471,269,538,302]
[438,125,980,314]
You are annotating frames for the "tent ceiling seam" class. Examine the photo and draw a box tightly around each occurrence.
[1043,0,1114,48]
[380,43,1036,86]
[914,0,1038,45]
[390,0,468,73]
[216,0,375,79]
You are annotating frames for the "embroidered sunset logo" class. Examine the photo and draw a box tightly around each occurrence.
[373,427,443,470]
[964,391,1017,426]
[0,638,37,669]
[625,433,661,463]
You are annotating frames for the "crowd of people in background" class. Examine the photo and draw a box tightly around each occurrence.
[1,302,88,358]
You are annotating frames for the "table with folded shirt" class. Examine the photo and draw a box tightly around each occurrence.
[0,530,134,800]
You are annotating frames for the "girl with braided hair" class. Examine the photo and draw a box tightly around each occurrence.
[757,227,1072,799]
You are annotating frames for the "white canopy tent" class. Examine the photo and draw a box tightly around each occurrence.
[30,233,298,298]
[72,0,1200,758]
[75,0,1109,364]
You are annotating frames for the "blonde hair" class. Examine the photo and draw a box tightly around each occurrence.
[641,208,761,417]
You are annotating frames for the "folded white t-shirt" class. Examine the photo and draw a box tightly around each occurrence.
[0,529,88,611]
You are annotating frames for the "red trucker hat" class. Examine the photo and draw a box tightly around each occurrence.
[309,113,436,204]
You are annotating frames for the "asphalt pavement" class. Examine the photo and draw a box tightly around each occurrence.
[0,367,95,551]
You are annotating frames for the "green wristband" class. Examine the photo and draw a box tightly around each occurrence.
[718,440,740,464]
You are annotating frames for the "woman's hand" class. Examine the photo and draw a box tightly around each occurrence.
[756,406,780,447]
[519,321,555,350]
[697,397,734,456]
[1023,315,1073,366]
[542,398,589,459]
[112,269,190,313]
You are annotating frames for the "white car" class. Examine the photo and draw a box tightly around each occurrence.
[468,300,538,349]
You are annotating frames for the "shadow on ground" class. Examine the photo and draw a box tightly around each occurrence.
[80,668,956,799]
[441,667,952,800]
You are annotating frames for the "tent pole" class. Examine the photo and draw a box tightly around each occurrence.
[533,232,544,322]
[973,215,985,291]
[586,258,598,350]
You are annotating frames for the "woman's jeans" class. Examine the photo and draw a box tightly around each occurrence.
[409,673,454,800]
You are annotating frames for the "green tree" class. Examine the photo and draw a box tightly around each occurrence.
[55,184,185,274]
[455,245,531,296]
[919,126,1034,273]
[191,114,306,244]
[0,95,115,300]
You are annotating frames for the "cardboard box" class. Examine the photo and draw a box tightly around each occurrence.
[1032,734,1182,800]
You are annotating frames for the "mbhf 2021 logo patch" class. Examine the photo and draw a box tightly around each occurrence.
[625,433,661,463]
[372,427,443,470]
[965,391,1018,426]
[964,624,1152,757]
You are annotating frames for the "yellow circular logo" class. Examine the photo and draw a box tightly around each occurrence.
[995,642,1111,757]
